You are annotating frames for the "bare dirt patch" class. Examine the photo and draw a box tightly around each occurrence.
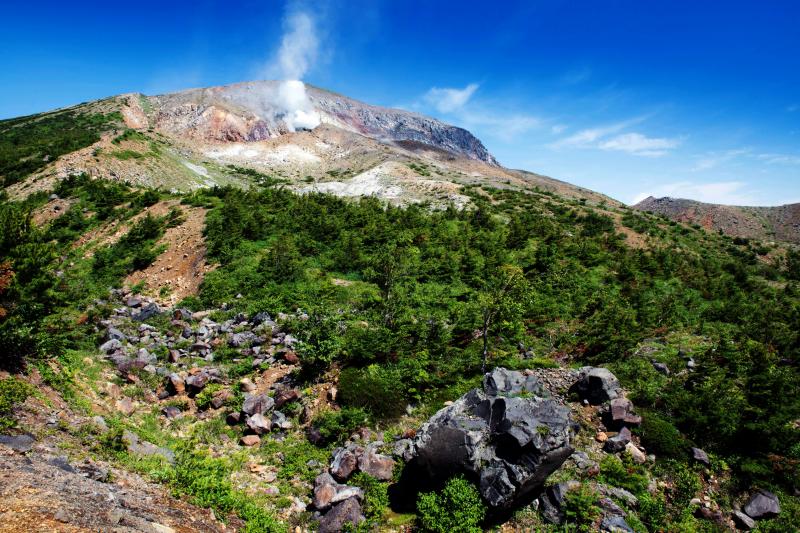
[31,198,78,226]
[124,204,211,306]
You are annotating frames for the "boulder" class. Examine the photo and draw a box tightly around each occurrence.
[691,447,710,466]
[318,497,364,533]
[242,394,275,416]
[99,339,122,354]
[271,411,293,430]
[133,302,161,322]
[483,368,547,397]
[330,447,359,481]
[313,472,364,510]
[226,412,242,425]
[210,389,234,409]
[168,373,185,395]
[107,327,127,341]
[569,367,621,405]
[743,490,780,520]
[603,427,632,454]
[274,388,300,408]
[0,434,35,453]
[185,373,209,394]
[625,442,647,464]
[539,480,580,524]
[606,398,641,429]
[600,515,635,532]
[162,406,182,419]
[732,510,756,530]
[411,368,575,509]
[245,413,271,435]
[358,443,395,481]
[240,435,261,447]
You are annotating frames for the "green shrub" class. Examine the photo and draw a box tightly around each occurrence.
[0,376,32,429]
[351,471,389,524]
[338,364,407,418]
[598,455,649,497]
[416,476,486,533]
[638,491,668,531]
[639,411,686,458]
[311,407,370,445]
[563,484,601,532]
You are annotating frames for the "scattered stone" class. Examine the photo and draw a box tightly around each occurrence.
[358,443,395,481]
[99,338,123,354]
[743,490,781,520]
[411,368,575,509]
[226,412,242,425]
[274,388,300,408]
[600,514,635,532]
[606,398,642,429]
[539,480,581,524]
[691,447,711,466]
[0,434,35,453]
[569,367,621,405]
[162,406,182,419]
[91,416,109,433]
[210,389,234,409]
[133,302,161,322]
[625,442,647,464]
[246,413,271,435]
[122,430,175,463]
[652,362,670,375]
[242,394,275,416]
[115,397,136,416]
[185,373,209,394]
[282,351,300,364]
[596,431,608,442]
[732,510,756,530]
[330,447,359,481]
[598,497,626,517]
[239,378,256,393]
[318,497,364,533]
[271,411,293,430]
[604,427,632,454]
[240,435,261,447]
[313,473,364,510]
[168,373,185,395]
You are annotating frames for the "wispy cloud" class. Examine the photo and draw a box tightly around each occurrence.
[560,67,592,85]
[631,180,757,206]
[424,83,480,113]
[756,152,800,165]
[549,116,679,157]
[416,83,542,140]
[598,132,680,157]
[691,148,750,171]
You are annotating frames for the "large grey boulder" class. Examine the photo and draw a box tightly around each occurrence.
[744,490,780,520]
[318,497,364,533]
[410,368,575,509]
[569,367,621,405]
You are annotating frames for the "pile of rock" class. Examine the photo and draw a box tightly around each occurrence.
[310,436,396,531]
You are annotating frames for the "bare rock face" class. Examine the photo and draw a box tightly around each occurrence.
[409,368,575,509]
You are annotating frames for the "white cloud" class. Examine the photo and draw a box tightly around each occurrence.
[631,180,757,206]
[550,124,568,134]
[691,149,749,171]
[549,116,678,157]
[756,152,800,165]
[424,83,480,113]
[598,132,680,157]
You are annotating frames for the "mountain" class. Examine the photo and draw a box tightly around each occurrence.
[633,195,800,243]
[1,81,617,207]
[2,82,799,533]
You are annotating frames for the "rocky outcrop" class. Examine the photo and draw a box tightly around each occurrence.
[569,367,621,405]
[743,490,781,520]
[408,368,575,509]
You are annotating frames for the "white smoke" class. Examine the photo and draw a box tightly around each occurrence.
[270,10,321,131]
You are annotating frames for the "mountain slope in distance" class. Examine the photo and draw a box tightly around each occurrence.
[633,195,800,244]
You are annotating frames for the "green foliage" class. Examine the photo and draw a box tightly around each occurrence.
[338,364,407,418]
[0,376,32,429]
[351,472,390,524]
[416,476,486,533]
[311,407,370,445]
[598,455,649,497]
[0,109,120,186]
[638,410,686,458]
[562,485,601,532]
[167,444,284,532]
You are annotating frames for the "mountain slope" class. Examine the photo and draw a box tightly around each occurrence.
[2,81,618,207]
[633,195,800,243]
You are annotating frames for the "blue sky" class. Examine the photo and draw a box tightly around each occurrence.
[3,1,799,205]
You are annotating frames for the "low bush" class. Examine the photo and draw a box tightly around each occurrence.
[639,410,686,458]
[338,364,407,418]
[0,376,32,429]
[311,407,370,445]
[416,476,486,533]
[563,484,601,532]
